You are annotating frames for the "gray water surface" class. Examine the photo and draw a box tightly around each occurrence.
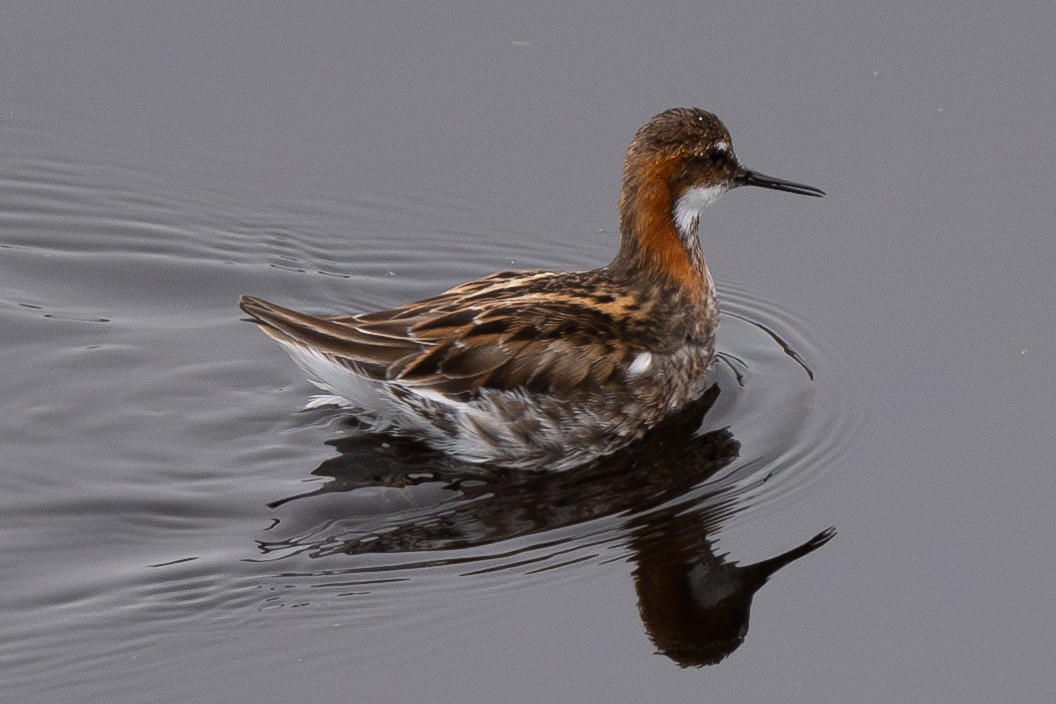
[2,3,1054,703]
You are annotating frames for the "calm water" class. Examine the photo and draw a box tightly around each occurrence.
[3,3,1055,703]
[1,104,852,698]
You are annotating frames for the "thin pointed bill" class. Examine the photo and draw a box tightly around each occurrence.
[736,168,825,197]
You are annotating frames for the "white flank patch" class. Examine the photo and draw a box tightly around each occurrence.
[277,339,471,433]
[304,394,354,409]
[627,351,653,377]
[281,343,385,413]
[673,185,727,240]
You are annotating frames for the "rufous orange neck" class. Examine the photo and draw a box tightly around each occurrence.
[610,157,710,296]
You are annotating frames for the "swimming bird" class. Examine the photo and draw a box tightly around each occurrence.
[239,108,824,471]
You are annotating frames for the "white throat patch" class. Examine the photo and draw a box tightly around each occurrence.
[673,185,728,240]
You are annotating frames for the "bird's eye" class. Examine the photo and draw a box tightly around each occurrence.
[708,146,728,164]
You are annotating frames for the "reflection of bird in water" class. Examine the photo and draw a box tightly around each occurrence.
[631,511,834,667]
[260,384,835,666]
[240,108,823,471]
[260,386,739,557]
[262,386,738,554]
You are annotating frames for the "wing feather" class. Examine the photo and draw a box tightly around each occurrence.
[239,269,638,402]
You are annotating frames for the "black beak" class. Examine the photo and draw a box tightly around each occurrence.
[736,168,825,197]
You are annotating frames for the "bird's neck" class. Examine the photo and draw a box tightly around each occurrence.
[609,164,712,298]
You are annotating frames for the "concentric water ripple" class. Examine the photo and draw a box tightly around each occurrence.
[0,106,859,688]
[230,280,859,626]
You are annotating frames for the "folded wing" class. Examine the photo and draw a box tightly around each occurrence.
[239,271,635,403]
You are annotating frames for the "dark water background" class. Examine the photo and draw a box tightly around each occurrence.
[2,3,1054,702]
